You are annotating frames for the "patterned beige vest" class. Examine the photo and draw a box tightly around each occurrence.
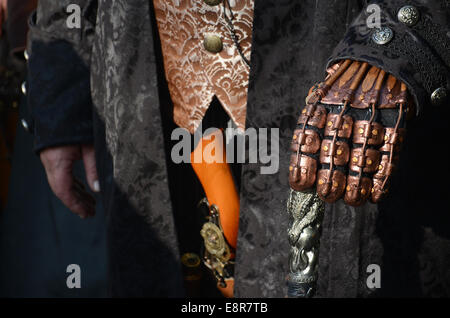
[153,0,254,133]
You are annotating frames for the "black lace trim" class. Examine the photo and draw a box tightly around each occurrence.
[370,30,447,95]
[413,15,450,68]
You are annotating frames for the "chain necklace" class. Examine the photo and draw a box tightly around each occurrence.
[222,0,251,68]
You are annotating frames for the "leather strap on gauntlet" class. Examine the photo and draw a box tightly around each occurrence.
[289,60,411,206]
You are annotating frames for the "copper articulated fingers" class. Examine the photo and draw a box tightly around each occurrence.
[289,60,351,192]
[289,60,410,206]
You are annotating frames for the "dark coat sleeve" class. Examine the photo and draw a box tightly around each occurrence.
[327,0,449,113]
[26,0,97,152]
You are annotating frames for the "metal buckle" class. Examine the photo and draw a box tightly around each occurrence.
[198,198,235,288]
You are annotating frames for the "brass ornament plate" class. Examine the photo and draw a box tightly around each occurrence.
[200,222,230,262]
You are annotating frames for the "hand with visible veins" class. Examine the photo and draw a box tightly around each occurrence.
[40,144,100,219]
[289,59,412,206]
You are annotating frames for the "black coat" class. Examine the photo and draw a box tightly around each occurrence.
[27,0,450,297]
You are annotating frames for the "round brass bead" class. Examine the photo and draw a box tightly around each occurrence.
[327,121,333,127]
[323,145,329,151]
[359,128,364,134]
[318,179,324,185]
[352,157,358,163]
[203,34,223,53]
[337,149,343,156]
[372,129,378,136]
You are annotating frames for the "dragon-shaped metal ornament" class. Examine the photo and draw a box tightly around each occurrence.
[286,189,325,298]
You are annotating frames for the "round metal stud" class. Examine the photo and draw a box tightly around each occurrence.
[21,82,27,95]
[372,27,394,45]
[24,50,29,61]
[181,253,201,268]
[397,5,420,27]
[204,0,222,5]
[21,119,30,132]
[203,34,223,53]
[430,87,448,106]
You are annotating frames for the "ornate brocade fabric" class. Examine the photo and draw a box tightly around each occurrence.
[153,0,254,132]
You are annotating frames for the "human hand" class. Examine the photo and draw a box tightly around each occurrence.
[40,144,99,218]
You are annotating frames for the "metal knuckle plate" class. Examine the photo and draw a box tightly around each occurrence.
[324,114,353,138]
[291,129,321,154]
[352,121,384,145]
[371,178,387,203]
[319,140,350,166]
[316,169,346,203]
[289,155,317,191]
[344,175,372,206]
[349,148,380,173]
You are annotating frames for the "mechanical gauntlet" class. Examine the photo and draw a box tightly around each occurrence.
[289,59,412,206]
